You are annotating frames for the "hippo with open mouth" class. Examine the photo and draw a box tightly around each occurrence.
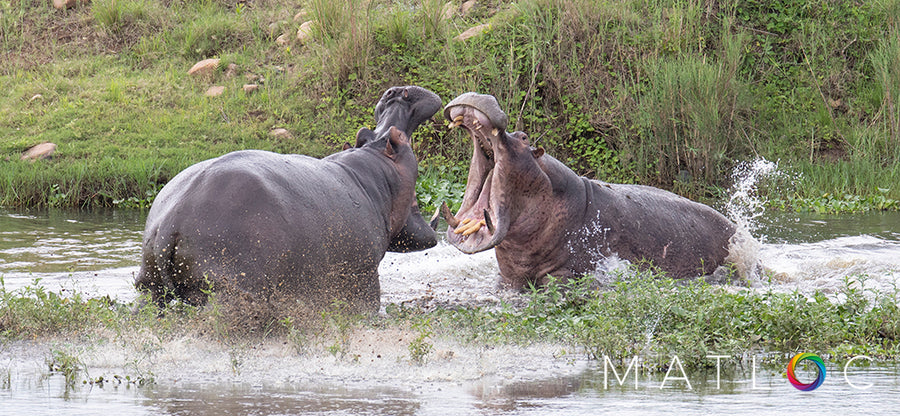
[136,86,441,312]
[439,92,738,289]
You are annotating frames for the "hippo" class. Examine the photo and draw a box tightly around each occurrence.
[135,86,441,312]
[438,92,738,289]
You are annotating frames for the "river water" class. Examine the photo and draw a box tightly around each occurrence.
[1,207,899,415]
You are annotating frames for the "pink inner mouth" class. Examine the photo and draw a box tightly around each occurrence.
[443,105,506,253]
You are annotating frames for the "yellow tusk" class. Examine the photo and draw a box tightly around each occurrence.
[453,218,477,234]
[461,220,485,236]
[491,128,498,136]
[453,115,464,122]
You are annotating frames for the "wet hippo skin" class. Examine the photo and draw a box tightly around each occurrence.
[440,92,737,289]
[136,86,441,311]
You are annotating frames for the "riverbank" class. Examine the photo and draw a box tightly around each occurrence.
[2,0,899,212]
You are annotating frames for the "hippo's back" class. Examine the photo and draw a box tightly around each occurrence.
[583,179,736,278]
[137,150,388,306]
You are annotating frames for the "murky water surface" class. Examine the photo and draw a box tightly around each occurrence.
[1,208,899,414]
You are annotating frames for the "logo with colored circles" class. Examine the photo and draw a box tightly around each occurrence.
[787,353,827,391]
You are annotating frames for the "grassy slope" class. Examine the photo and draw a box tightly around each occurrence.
[1,0,899,211]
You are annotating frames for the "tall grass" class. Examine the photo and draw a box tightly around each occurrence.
[308,0,373,88]
[633,21,750,187]
[869,25,900,151]
[1,0,899,209]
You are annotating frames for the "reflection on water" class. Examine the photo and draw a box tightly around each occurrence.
[3,358,900,415]
[0,209,145,273]
[1,208,900,414]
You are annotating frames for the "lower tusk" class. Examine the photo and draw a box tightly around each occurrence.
[441,202,460,228]
[483,209,494,234]
[491,128,498,137]
[462,220,485,236]
[453,218,479,234]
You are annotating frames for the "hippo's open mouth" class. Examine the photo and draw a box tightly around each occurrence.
[441,93,511,254]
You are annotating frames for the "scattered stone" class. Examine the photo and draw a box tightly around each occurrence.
[205,86,225,97]
[453,23,490,41]
[442,1,455,20]
[21,142,56,161]
[293,9,308,22]
[188,58,220,77]
[52,0,89,10]
[296,20,314,43]
[30,94,43,102]
[269,128,292,140]
[224,63,238,79]
[243,84,259,94]
[461,0,476,15]
[276,33,289,46]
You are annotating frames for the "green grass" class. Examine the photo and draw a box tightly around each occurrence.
[1,0,899,210]
[3,267,898,377]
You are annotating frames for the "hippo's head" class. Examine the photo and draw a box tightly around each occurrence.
[369,85,442,141]
[440,93,552,254]
[353,86,441,253]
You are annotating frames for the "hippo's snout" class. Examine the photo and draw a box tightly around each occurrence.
[443,92,508,132]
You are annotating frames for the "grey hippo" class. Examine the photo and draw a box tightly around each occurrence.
[438,92,740,290]
[136,86,441,312]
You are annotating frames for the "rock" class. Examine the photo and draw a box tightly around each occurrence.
[461,0,476,15]
[293,9,308,22]
[243,84,259,94]
[30,94,43,102]
[276,33,289,45]
[442,2,455,20]
[224,63,238,79]
[205,86,225,97]
[21,142,56,161]
[296,21,314,43]
[188,58,220,77]
[52,0,89,10]
[269,128,292,139]
[453,23,490,41]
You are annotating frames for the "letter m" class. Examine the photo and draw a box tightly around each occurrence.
[604,356,640,389]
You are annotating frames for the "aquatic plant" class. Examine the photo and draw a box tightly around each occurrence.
[431,270,900,371]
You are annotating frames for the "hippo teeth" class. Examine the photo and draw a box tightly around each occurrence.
[462,220,485,236]
[483,209,495,234]
[440,201,460,228]
[453,217,486,235]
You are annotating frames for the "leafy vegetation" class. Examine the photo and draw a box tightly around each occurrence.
[2,267,899,379]
[1,0,898,211]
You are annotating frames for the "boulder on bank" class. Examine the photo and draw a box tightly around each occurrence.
[188,58,220,77]
[52,0,89,10]
[453,23,490,41]
[205,86,225,97]
[269,128,292,139]
[21,142,57,161]
[296,21,314,43]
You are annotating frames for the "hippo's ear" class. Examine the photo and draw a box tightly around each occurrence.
[342,142,352,151]
[356,128,376,148]
[532,147,545,159]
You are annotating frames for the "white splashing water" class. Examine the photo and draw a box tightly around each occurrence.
[724,158,780,237]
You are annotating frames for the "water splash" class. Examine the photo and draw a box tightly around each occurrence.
[724,158,780,237]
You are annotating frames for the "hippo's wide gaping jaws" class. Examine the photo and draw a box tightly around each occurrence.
[135,86,441,311]
[440,92,738,289]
